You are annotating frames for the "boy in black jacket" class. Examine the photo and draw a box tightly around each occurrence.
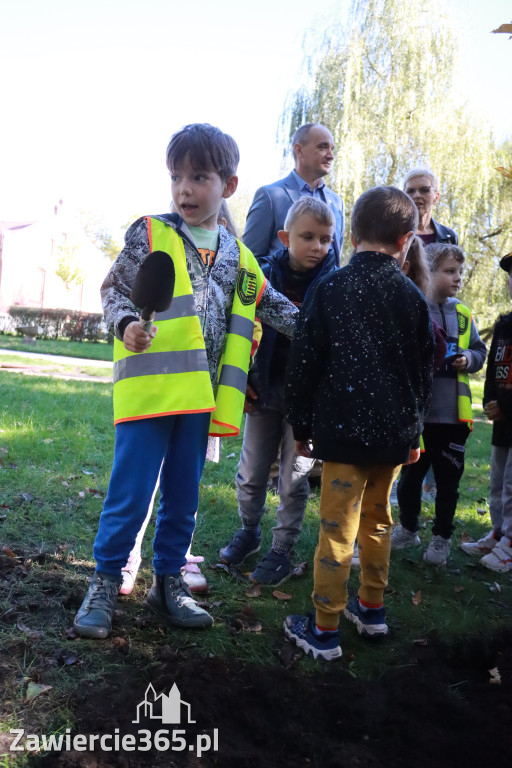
[461,252,512,572]
[219,198,337,585]
[283,186,434,660]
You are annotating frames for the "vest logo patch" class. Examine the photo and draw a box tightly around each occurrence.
[457,310,469,336]
[237,269,257,306]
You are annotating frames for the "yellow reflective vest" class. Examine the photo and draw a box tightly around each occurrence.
[455,303,473,430]
[113,217,266,437]
[420,301,473,451]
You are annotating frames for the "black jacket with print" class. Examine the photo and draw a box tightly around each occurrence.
[285,251,435,465]
[483,310,512,447]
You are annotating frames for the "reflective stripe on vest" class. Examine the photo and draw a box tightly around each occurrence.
[456,303,473,430]
[113,217,265,437]
[209,239,266,436]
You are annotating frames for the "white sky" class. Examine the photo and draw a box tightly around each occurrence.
[1,0,511,234]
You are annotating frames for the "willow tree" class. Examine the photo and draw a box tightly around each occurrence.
[281,0,512,327]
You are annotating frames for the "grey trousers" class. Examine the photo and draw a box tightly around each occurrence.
[235,408,314,552]
[490,445,512,539]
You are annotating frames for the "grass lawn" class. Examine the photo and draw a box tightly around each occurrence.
[0,373,511,766]
[0,335,113,362]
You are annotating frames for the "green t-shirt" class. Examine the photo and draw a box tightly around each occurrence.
[188,225,219,268]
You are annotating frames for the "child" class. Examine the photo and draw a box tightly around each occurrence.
[393,243,486,565]
[352,235,445,567]
[219,198,337,585]
[283,186,434,660]
[73,123,298,639]
[461,252,512,571]
[118,201,240,597]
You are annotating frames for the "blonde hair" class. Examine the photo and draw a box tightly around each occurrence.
[283,197,335,231]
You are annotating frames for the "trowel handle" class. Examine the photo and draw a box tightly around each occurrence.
[139,313,154,334]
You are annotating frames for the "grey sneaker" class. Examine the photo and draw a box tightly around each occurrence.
[219,527,261,566]
[146,573,213,628]
[73,572,121,639]
[423,535,451,565]
[390,524,421,550]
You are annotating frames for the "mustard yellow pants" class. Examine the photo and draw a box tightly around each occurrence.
[313,461,400,630]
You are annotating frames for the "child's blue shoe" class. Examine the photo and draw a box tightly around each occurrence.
[344,598,389,638]
[219,527,261,566]
[283,614,342,661]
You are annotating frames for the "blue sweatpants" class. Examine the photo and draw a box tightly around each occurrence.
[93,413,210,577]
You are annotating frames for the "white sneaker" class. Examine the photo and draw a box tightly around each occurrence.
[460,530,499,557]
[423,535,451,565]
[120,549,142,595]
[480,537,512,573]
[181,561,208,593]
[390,524,421,550]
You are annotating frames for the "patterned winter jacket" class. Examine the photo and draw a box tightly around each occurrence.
[101,214,298,388]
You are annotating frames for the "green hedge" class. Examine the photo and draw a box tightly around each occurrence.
[8,307,110,342]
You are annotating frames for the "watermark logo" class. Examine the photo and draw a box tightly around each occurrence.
[133,683,194,725]
[10,682,218,756]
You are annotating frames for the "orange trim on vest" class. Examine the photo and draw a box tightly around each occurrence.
[114,405,215,426]
[145,216,153,252]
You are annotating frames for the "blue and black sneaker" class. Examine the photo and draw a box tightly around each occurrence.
[344,597,389,638]
[219,527,261,566]
[283,614,342,661]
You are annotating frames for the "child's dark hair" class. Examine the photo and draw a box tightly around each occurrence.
[166,124,239,182]
[283,197,335,231]
[404,236,429,294]
[425,243,465,272]
[351,186,418,246]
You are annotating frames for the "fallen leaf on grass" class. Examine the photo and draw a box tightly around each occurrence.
[489,582,501,593]
[230,617,262,633]
[111,636,128,647]
[81,469,94,475]
[85,487,103,498]
[273,590,292,601]
[242,603,255,617]
[488,667,501,685]
[2,545,16,558]
[460,532,472,544]
[61,481,70,488]
[42,438,53,444]
[290,561,308,578]
[77,491,85,498]
[245,584,261,598]
[25,683,52,701]
[16,620,42,640]
[65,627,78,640]
[454,586,464,594]
[280,642,302,669]
[210,562,229,573]
[476,507,487,516]
[411,590,422,606]
[21,493,33,503]
[413,638,429,646]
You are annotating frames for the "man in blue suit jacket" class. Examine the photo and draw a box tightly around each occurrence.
[243,124,345,265]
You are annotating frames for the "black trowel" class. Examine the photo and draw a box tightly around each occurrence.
[130,251,176,334]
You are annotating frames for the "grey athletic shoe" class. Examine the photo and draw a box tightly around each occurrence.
[390,524,421,550]
[73,572,121,639]
[423,535,451,565]
[146,573,213,628]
